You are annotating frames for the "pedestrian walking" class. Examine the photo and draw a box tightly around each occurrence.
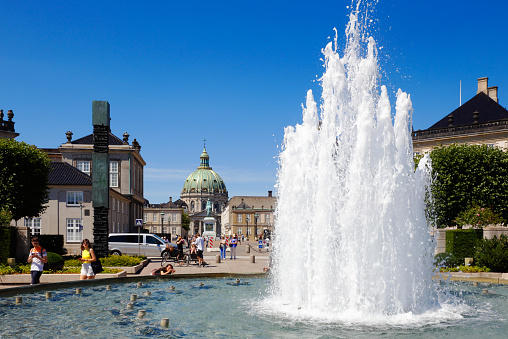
[27,237,47,285]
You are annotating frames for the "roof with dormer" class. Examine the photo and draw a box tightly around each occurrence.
[71,132,125,145]
[48,162,92,186]
[428,92,508,129]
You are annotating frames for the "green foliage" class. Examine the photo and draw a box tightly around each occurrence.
[38,235,64,255]
[454,205,505,228]
[445,229,483,265]
[438,265,491,273]
[429,144,508,227]
[100,255,145,267]
[0,227,17,265]
[0,138,51,220]
[0,209,12,227]
[434,252,458,267]
[63,258,82,267]
[45,252,64,271]
[474,235,508,272]
[0,263,30,275]
[181,212,190,232]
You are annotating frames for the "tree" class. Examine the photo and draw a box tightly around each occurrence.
[429,144,508,227]
[181,212,190,232]
[0,138,51,220]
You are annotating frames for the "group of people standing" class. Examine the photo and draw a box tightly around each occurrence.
[218,234,238,260]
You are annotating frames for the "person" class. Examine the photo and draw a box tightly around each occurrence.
[190,243,197,255]
[195,233,207,266]
[78,239,97,280]
[27,237,47,285]
[242,234,245,242]
[219,236,227,260]
[150,264,175,275]
[176,236,185,263]
[230,234,238,260]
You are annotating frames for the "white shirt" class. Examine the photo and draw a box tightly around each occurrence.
[196,236,205,251]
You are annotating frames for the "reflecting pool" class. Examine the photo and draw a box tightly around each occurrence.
[0,278,507,338]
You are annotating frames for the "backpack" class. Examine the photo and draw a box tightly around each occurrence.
[32,247,49,270]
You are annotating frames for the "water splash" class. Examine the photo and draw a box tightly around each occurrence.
[270,3,437,320]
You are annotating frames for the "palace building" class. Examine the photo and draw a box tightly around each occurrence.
[413,77,508,154]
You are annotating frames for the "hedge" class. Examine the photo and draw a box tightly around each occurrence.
[0,227,18,264]
[36,235,64,255]
[445,229,483,265]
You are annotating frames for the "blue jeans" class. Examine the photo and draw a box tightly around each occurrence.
[31,270,43,285]
[220,247,226,259]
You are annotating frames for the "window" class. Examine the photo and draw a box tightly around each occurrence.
[191,201,195,211]
[265,214,270,223]
[66,218,82,242]
[67,191,83,206]
[172,213,177,222]
[76,160,90,176]
[237,214,242,222]
[122,202,124,214]
[113,198,116,211]
[25,218,41,235]
[143,213,148,222]
[246,214,251,223]
[247,227,252,235]
[110,161,119,187]
[152,213,157,222]
[172,227,176,234]
[237,227,243,235]
[152,226,157,233]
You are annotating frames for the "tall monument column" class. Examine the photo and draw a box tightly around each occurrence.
[92,101,110,258]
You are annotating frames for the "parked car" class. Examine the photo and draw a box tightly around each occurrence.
[108,233,175,257]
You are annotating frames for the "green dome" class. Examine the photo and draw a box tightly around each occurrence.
[182,147,227,194]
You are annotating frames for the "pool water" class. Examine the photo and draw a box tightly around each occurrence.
[0,278,507,338]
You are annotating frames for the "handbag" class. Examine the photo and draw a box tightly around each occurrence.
[91,258,103,274]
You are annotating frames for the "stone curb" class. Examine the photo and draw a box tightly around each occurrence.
[0,271,127,284]
[0,272,267,298]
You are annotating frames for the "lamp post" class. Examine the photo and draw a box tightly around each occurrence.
[245,217,248,241]
[161,211,165,235]
[254,212,259,240]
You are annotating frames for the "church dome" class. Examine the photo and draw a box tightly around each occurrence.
[181,147,227,194]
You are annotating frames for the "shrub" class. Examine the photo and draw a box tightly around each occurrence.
[445,229,483,265]
[46,252,64,271]
[38,235,65,255]
[434,252,458,267]
[0,226,17,265]
[454,205,505,228]
[439,265,491,273]
[475,235,508,272]
[100,255,145,267]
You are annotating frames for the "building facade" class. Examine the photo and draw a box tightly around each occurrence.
[221,192,276,239]
[413,77,508,154]
[143,198,185,240]
[57,130,146,230]
[180,147,228,235]
[18,162,130,254]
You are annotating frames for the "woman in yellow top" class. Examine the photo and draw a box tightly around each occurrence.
[78,239,97,280]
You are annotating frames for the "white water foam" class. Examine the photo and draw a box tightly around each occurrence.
[264,3,464,326]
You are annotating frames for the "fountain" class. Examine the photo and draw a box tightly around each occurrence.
[266,2,437,323]
[1,2,507,337]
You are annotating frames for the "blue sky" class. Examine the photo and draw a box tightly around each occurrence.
[1,1,507,203]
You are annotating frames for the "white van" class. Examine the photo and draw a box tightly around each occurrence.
[108,233,171,257]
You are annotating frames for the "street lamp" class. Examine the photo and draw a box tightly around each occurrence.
[161,211,165,235]
[254,212,259,240]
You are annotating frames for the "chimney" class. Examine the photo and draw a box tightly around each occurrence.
[488,86,498,103]
[268,191,272,197]
[477,77,489,94]
[169,197,172,202]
